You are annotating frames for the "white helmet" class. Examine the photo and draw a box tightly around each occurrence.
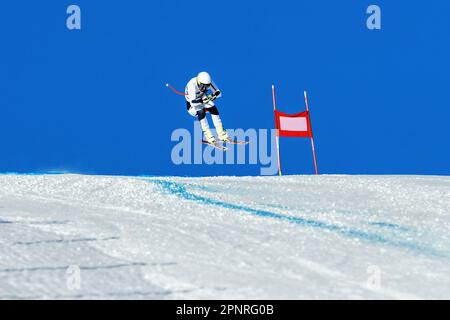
[197,71,212,85]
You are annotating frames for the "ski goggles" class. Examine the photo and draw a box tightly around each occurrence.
[198,83,211,91]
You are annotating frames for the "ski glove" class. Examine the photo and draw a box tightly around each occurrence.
[202,94,217,103]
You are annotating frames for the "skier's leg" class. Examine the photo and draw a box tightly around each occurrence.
[207,105,230,141]
[197,109,216,143]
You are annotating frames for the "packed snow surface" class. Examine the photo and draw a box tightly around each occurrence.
[0,174,449,299]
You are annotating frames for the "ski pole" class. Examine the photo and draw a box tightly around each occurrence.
[166,83,187,96]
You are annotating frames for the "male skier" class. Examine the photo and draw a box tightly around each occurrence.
[185,72,230,145]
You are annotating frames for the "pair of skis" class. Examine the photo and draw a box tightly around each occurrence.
[202,139,248,151]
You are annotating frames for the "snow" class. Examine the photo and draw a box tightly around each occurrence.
[0,174,449,299]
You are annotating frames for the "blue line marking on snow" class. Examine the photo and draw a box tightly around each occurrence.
[150,179,447,259]
[368,221,411,232]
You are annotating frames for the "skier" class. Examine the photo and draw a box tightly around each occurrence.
[185,72,230,145]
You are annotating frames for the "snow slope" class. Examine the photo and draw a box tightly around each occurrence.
[0,174,449,299]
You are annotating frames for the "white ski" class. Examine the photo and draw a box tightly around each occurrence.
[201,140,228,151]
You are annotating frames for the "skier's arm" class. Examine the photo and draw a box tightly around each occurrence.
[201,82,221,103]
[210,81,222,98]
[187,81,203,105]
[191,97,204,104]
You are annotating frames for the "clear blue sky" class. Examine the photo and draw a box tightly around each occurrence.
[0,1,449,176]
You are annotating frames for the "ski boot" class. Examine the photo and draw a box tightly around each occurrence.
[217,126,231,142]
[203,128,216,144]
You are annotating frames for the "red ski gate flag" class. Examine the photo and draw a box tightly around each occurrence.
[274,110,312,138]
[272,85,318,176]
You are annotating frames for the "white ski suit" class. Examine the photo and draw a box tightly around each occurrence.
[185,76,227,141]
